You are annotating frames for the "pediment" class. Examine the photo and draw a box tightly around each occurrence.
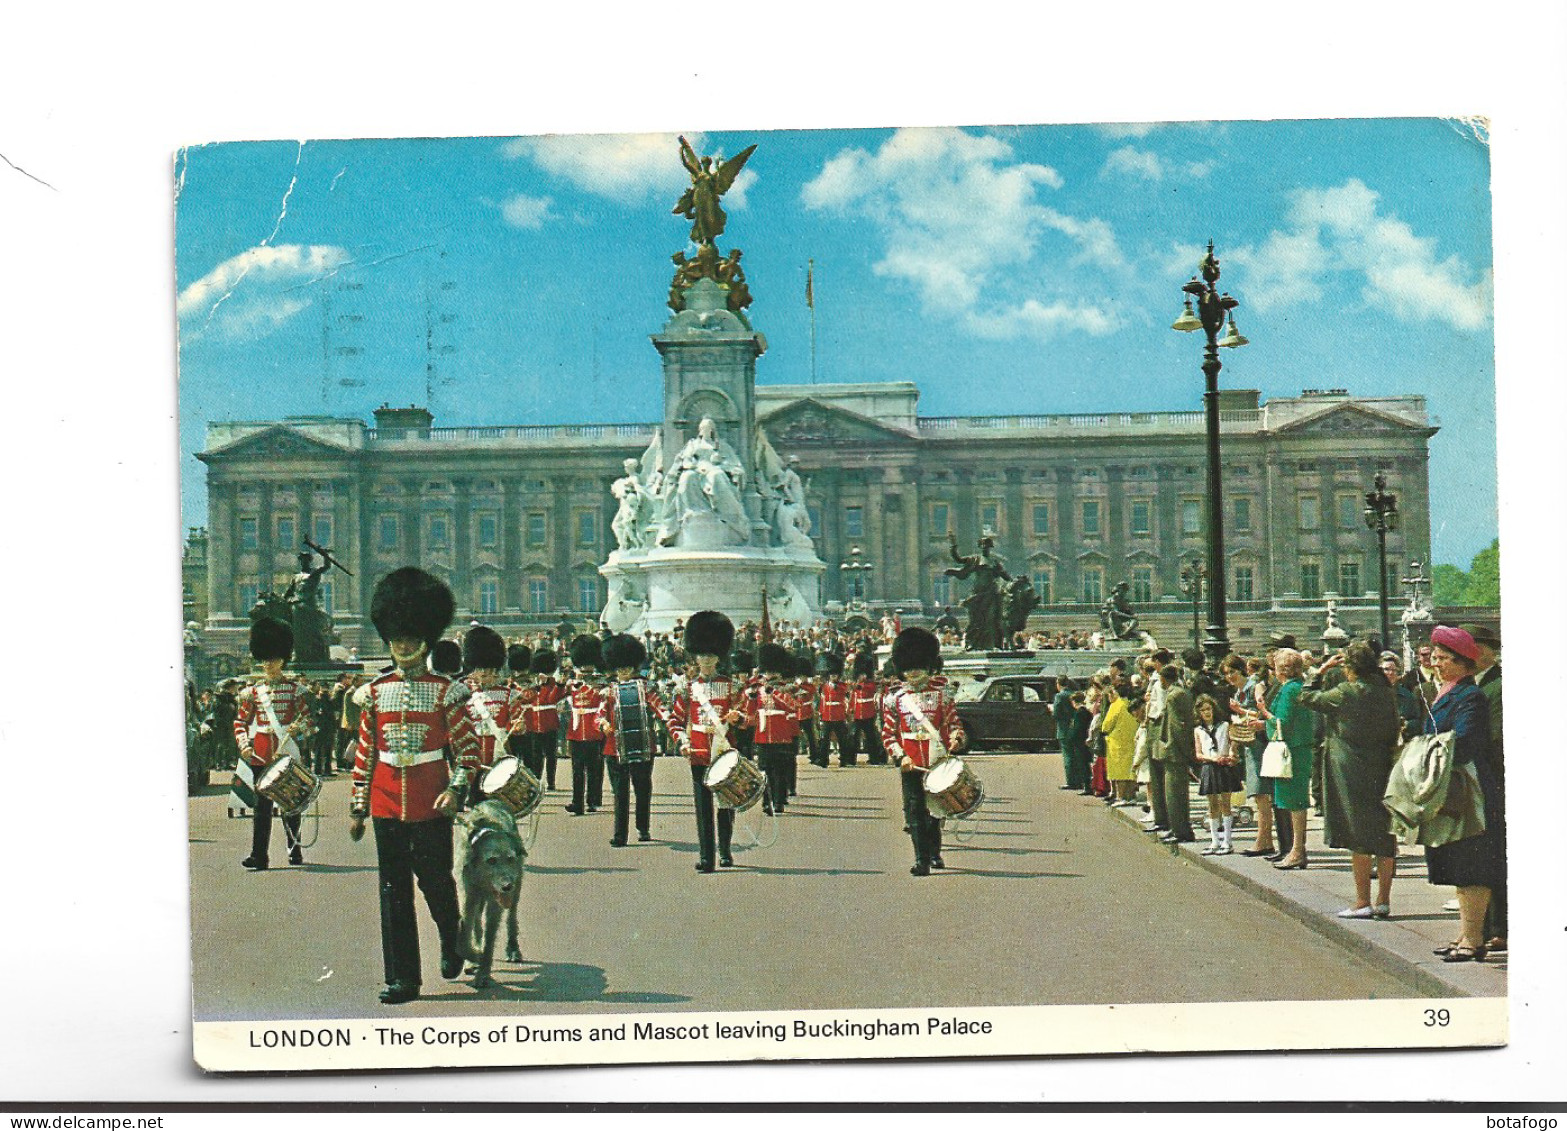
[1274,404,1425,436]
[200,425,352,463]
[757,397,916,446]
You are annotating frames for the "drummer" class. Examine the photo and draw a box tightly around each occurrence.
[881,627,967,877]
[503,641,534,784]
[235,617,315,870]
[668,611,745,872]
[599,633,662,846]
[460,627,521,809]
[750,644,802,816]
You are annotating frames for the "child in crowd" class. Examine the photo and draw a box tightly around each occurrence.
[1194,693,1242,855]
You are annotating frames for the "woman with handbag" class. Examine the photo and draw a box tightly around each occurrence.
[1254,648,1314,869]
[1298,641,1402,918]
[1222,654,1275,857]
[1423,626,1501,963]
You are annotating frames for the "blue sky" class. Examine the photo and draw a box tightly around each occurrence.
[175,119,1495,565]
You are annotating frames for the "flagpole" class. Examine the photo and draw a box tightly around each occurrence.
[807,258,817,385]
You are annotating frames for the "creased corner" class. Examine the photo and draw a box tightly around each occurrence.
[1446,116,1490,147]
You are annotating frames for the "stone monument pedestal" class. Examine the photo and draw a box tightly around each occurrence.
[602,544,824,635]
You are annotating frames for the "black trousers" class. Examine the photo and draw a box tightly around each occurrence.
[1147,758,1170,828]
[757,743,791,813]
[517,731,544,781]
[570,739,605,811]
[607,756,653,842]
[856,719,886,764]
[689,763,734,866]
[535,730,560,788]
[900,769,942,867]
[821,720,853,766]
[371,816,460,988]
[250,791,302,863]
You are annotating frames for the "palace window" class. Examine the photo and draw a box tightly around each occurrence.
[1130,465,1150,479]
[932,574,952,607]
[477,512,499,549]
[844,505,864,538]
[312,514,333,547]
[807,505,821,539]
[478,579,500,615]
[239,516,258,550]
[1300,561,1322,600]
[1337,493,1360,529]
[528,577,549,614]
[577,577,599,613]
[1339,559,1362,597]
[1031,503,1050,537]
[1081,567,1104,605]
[1181,500,1202,535]
[1233,566,1254,601]
[275,516,296,548]
[428,516,450,549]
[576,510,597,546]
[1131,566,1154,604]
[931,502,951,537]
[527,513,548,547]
[378,514,399,551]
[1081,500,1101,537]
[239,583,259,613]
[980,501,1001,534]
[1233,497,1252,532]
[1298,496,1320,530]
[1129,500,1152,537]
[1031,569,1052,604]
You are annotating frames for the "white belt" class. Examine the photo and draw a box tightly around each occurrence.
[378,748,446,768]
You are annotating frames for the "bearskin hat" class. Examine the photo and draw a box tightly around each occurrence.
[249,617,294,662]
[794,653,817,679]
[529,650,559,676]
[463,626,506,672]
[370,567,455,647]
[851,651,878,679]
[757,642,793,675]
[568,634,603,672]
[602,633,648,673]
[729,647,755,674]
[683,610,735,658]
[506,642,532,675]
[430,640,463,676]
[891,627,942,675]
[816,651,844,676]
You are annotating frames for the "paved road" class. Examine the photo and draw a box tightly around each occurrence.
[189,751,1434,1022]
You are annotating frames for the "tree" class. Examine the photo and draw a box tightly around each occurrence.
[1431,539,1501,609]
[1431,563,1469,606]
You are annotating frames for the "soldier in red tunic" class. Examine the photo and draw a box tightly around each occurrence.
[750,644,802,816]
[348,568,480,1005]
[668,611,745,871]
[460,627,519,808]
[850,651,886,765]
[881,627,967,876]
[793,655,818,784]
[817,653,854,767]
[236,617,314,870]
[564,635,607,816]
[525,650,567,790]
[600,634,662,846]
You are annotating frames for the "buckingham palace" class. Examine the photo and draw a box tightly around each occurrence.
[192,381,1436,658]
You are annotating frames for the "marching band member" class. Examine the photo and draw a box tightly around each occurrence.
[600,634,662,846]
[881,627,967,877]
[669,611,744,871]
[729,646,757,764]
[751,644,802,816]
[236,617,314,870]
[793,655,818,785]
[503,642,535,786]
[817,653,853,767]
[850,652,886,765]
[349,568,480,1005]
[527,650,567,790]
[564,635,607,816]
[460,627,519,808]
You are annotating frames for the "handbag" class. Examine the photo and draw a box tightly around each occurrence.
[1229,717,1259,744]
[1260,717,1293,779]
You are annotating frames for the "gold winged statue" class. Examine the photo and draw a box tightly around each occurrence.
[673,136,757,246]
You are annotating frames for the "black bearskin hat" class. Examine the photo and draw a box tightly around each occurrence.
[821,652,845,676]
[430,640,462,676]
[757,642,793,675]
[506,642,533,675]
[568,634,603,672]
[249,617,294,662]
[729,648,755,674]
[851,651,877,679]
[529,650,559,676]
[463,626,506,672]
[891,627,941,675]
[370,567,455,647]
[602,633,648,673]
[684,610,735,658]
[794,653,817,679]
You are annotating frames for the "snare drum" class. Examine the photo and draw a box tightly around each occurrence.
[482,756,545,818]
[256,754,322,817]
[704,750,765,812]
[924,756,984,819]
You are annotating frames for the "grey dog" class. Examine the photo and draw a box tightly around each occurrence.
[457,799,526,988]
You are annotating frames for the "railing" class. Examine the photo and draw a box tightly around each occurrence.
[367,423,657,444]
[918,410,1262,433]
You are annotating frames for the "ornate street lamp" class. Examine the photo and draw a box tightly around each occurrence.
[840,545,874,611]
[1177,557,1205,651]
[1172,240,1247,661]
[1363,472,1400,647]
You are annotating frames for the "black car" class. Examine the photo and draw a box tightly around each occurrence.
[956,675,1056,752]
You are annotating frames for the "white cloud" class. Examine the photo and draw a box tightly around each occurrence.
[504,132,751,206]
[177,244,350,340]
[1096,122,1159,138]
[801,127,1121,341]
[1103,146,1165,180]
[1232,179,1492,329]
[500,193,555,229]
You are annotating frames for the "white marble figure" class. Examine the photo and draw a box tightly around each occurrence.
[601,576,648,633]
[753,425,787,532]
[655,417,750,547]
[610,458,655,551]
[775,459,814,548]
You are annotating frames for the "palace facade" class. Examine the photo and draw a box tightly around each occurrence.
[194,383,1436,658]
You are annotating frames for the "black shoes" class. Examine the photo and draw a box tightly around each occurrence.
[695,862,716,873]
[1265,850,1289,863]
[441,951,465,980]
[1240,847,1276,857]
[289,849,304,866]
[637,830,651,842]
[910,863,931,877]
[564,804,583,815]
[379,982,420,1005]
[931,856,945,870]
[609,838,627,848]
[719,854,734,867]
[241,856,268,870]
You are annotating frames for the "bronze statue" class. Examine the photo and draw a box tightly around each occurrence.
[673,136,757,247]
[945,531,1011,651]
[283,549,333,664]
[717,248,753,311]
[1099,581,1141,641]
[1002,575,1041,645]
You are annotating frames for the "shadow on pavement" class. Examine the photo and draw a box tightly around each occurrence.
[946,868,1084,879]
[437,961,693,1005]
[525,865,641,876]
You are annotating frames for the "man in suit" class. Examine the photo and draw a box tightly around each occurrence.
[1051,675,1082,790]
[1154,664,1197,843]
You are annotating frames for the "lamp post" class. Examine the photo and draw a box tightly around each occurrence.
[1362,472,1400,647]
[840,545,874,611]
[1172,240,1248,662]
[1177,558,1205,651]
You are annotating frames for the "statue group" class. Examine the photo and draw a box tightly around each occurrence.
[248,549,336,664]
[667,137,758,317]
[943,532,1041,651]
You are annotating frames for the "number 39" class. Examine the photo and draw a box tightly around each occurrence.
[1424,1008,1451,1027]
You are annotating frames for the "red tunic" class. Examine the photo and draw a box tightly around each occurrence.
[794,677,817,722]
[851,678,881,721]
[525,678,567,734]
[462,675,520,772]
[565,678,606,743]
[234,677,316,769]
[599,679,666,761]
[351,664,480,822]
[668,677,742,767]
[817,678,849,723]
[747,682,801,745]
[879,675,966,770]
